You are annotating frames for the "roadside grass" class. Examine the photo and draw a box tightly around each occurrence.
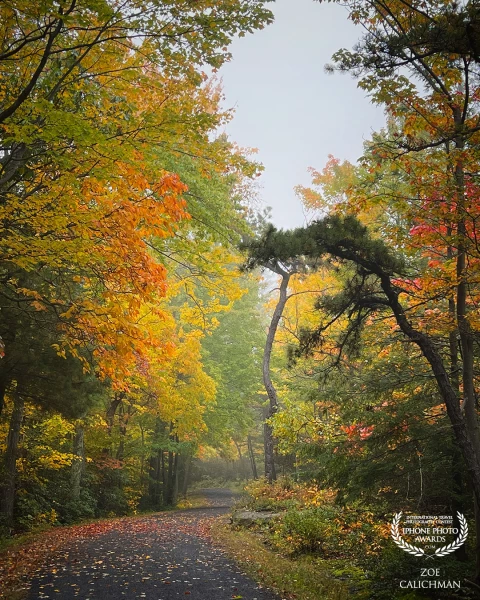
[211,521,358,600]
[0,527,50,554]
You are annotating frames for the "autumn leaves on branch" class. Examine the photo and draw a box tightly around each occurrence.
[0,0,273,525]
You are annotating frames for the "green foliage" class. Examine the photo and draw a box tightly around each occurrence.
[202,275,265,448]
[242,215,405,277]
[55,489,97,525]
[91,462,131,517]
[14,492,57,531]
[269,504,384,560]
[277,507,338,554]
[213,521,349,600]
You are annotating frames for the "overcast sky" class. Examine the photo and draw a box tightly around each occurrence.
[219,0,386,229]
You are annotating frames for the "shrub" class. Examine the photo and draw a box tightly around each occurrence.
[268,503,388,560]
[242,477,336,512]
[90,460,130,516]
[55,486,97,524]
[277,506,338,554]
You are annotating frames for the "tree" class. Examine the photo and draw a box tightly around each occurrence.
[318,0,480,66]
[314,0,480,575]
[201,274,265,478]
[0,0,273,378]
[0,0,274,530]
[245,213,480,568]
[0,0,274,126]
[243,231,327,482]
[0,297,102,527]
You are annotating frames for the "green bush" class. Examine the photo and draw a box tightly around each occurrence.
[279,506,338,554]
[91,464,130,516]
[269,504,385,560]
[55,486,97,524]
[15,490,58,530]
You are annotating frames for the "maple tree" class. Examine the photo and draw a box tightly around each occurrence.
[0,0,273,531]
[0,0,272,372]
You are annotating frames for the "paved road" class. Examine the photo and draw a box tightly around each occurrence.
[26,489,281,600]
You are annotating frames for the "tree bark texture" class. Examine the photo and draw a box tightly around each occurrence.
[248,435,258,480]
[71,421,85,502]
[181,454,192,499]
[1,389,24,527]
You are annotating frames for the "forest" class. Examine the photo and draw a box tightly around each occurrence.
[1,0,480,599]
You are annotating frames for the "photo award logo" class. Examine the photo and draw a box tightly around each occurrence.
[391,512,468,559]
[390,512,468,591]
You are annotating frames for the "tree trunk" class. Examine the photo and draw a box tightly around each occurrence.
[233,440,248,480]
[447,304,467,560]
[103,393,124,456]
[1,389,24,528]
[0,374,8,418]
[182,453,192,499]
[447,251,467,560]
[173,451,179,505]
[106,393,124,436]
[71,421,85,502]
[263,267,291,482]
[233,439,243,461]
[451,442,467,560]
[380,275,480,504]
[452,118,480,578]
[165,450,174,505]
[264,420,276,483]
[161,450,166,492]
[139,424,145,481]
[148,453,159,506]
[116,403,132,462]
[248,435,258,479]
[164,450,179,506]
[148,419,163,507]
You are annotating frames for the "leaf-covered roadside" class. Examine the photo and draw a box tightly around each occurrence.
[0,515,149,599]
[0,509,218,599]
[1,491,281,600]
